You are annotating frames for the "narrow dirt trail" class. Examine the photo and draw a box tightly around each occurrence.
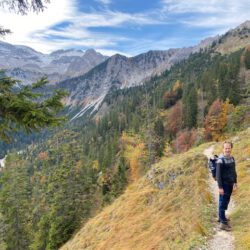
[203,145,235,250]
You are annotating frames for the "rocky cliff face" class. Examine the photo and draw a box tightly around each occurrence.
[0,41,108,84]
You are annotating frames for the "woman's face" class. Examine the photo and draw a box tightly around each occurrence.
[223,143,232,156]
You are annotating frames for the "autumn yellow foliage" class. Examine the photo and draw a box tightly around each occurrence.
[121,132,145,182]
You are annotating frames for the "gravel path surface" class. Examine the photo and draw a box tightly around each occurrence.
[203,145,235,250]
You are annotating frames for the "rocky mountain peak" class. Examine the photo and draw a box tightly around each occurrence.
[236,20,250,30]
[0,41,108,84]
[84,48,98,56]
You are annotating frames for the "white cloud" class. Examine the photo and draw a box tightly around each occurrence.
[124,37,187,56]
[73,10,164,28]
[95,0,112,5]
[161,0,224,14]
[21,32,125,54]
[0,1,164,54]
[0,0,77,52]
[161,0,250,30]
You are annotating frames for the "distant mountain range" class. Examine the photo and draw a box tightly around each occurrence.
[0,42,108,84]
[0,41,203,119]
[1,20,250,119]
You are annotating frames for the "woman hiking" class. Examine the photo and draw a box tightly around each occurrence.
[216,141,237,231]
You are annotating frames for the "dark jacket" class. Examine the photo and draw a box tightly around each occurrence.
[216,155,237,188]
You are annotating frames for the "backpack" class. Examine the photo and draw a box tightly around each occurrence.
[208,155,219,179]
[208,155,235,180]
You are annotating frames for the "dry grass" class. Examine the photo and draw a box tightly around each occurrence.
[61,143,215,250]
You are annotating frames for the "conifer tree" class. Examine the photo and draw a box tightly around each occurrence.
[0,75,67,142]
[217,53,241,105]
[0,0,49,14]
[0,0,50,35]
[217,62,229,101]
[0,154,32,250]
[183,85,198,129]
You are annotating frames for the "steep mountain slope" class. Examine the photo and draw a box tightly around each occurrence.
[60,47,203,118]
[0,41,108,84]
[61,128,250,250]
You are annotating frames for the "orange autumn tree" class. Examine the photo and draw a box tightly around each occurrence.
[204,98,234,141]
[172,129,198,153]
[166,101,183,138]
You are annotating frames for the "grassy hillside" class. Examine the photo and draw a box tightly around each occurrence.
[61,128,250,250]
[61,142,215,250]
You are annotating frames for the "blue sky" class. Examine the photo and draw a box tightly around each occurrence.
[0,0,250,56]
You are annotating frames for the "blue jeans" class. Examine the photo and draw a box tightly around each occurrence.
[219,183,234,223]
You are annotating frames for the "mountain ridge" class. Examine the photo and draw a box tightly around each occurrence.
[59,46,208,119]
[0,41,108,84]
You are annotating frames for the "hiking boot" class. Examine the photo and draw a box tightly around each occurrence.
[217,217,230,223]
[220,222,232,231]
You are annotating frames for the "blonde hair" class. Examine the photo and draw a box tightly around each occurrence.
[223,141,233,148]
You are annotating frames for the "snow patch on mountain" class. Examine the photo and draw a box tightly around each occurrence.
[70,93,107,121]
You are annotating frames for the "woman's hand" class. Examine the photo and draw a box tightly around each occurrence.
[219,188,224,195]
